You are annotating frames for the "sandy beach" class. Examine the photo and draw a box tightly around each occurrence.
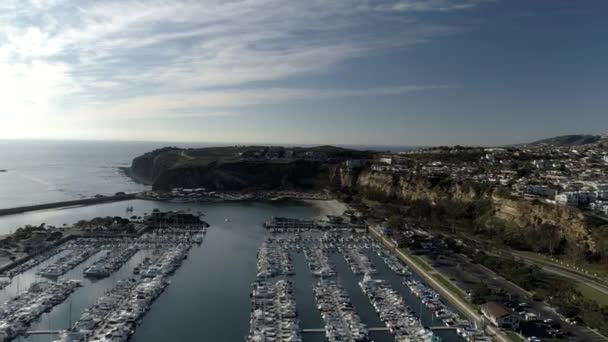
[304,199,349,218]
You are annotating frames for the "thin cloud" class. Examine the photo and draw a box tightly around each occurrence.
[0,0,483,124]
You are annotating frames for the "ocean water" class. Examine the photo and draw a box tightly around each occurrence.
[0,140,157,209]
[0,140,414,210]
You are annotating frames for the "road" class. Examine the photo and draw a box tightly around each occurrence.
[503,251,608,297]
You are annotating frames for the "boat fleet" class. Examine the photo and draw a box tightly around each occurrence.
[0,222,206,342]
[37,242,100,278]
[256,240,294,278]
[83,246,139,278]
[359,274,434,342]
[247,280,301,342]
[406,280,492,342]
[377,250,411,276]
[343,248,377,275]
[303,245,336,277]
[0,246,64,278]
[55,243,191,342]
[0,280,82,341]
[313,280,369,341]
[253,230,495,342]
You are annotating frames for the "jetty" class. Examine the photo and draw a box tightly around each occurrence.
[0,193,138,217]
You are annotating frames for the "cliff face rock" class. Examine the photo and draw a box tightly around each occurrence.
[494,198,595,251]
[131,148,596,254]
[332,167,596,253]
[130,148,182,185]
[129,149,330,191]
[152,160,329,191]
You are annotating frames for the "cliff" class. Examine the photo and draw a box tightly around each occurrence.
[331,168,597,254]
[130,146,598,256]
[129,146,362,191]
[152,160,330,191]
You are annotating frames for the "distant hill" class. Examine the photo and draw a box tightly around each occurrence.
[524,134,602,147]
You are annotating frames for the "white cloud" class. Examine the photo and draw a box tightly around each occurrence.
[0,0,484,135]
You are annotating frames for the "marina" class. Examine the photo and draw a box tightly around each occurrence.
[313,280,369,341]
[37,244,100,278]
[0,200,490,342]
[247,280,301,342]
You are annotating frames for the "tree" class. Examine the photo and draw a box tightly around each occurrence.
[471,284,492,304]
[386,215,403,230]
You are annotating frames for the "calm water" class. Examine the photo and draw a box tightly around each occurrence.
[1,200,463,342]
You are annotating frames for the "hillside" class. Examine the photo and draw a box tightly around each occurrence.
[524,134,602,147]
[129,145,372,190]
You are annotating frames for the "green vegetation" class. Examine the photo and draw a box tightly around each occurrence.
[407,254,433,272]
[472,252,608,336]
[577,283,608,306]
[433,273,470,302]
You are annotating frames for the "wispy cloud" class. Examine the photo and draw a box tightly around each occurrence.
[65,85,457,121]
[0,0,485,131]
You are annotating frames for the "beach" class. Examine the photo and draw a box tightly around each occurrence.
[305,199,349,218]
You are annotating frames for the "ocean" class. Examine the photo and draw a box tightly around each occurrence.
[0,139,413,209]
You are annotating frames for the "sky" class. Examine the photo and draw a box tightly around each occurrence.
[0,0,607,146]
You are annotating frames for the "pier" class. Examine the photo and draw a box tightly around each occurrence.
[0,193,138,217]
[299,326,454,333]
[26,330,61,335]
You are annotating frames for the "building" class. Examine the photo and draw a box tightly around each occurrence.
[556,191,597,207]
[379,157,393,165]
[481,302,520,330]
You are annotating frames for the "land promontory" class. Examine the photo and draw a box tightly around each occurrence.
[128,145,372,191]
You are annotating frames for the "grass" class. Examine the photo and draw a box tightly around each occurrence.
[433,272,471,302]
[514,250,608,279]
[401,249,475,307]
[408,254,434,272]
[577,283,608,306]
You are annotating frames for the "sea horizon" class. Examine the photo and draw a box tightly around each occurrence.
[0,138,418,153]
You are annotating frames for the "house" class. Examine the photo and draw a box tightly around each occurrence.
[379,157,393,165]
[481,302,520,330]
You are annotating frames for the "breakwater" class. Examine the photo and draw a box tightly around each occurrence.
[0,193,138,217]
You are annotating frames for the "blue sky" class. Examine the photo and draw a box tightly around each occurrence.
[1,0,606,146]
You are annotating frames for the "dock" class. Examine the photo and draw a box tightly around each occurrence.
[26,330,61,335]
[300,326,454,333]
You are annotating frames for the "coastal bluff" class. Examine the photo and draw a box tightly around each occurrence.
[128,146,371,191]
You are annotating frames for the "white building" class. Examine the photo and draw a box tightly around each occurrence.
[481,302,520,330]
[379,157,393,165]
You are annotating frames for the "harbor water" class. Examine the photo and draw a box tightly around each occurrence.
[1,200,463,342]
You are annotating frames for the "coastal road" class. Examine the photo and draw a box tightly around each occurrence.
[431,227,608,298]
[500,251,608,296]
[368,226,513,342]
